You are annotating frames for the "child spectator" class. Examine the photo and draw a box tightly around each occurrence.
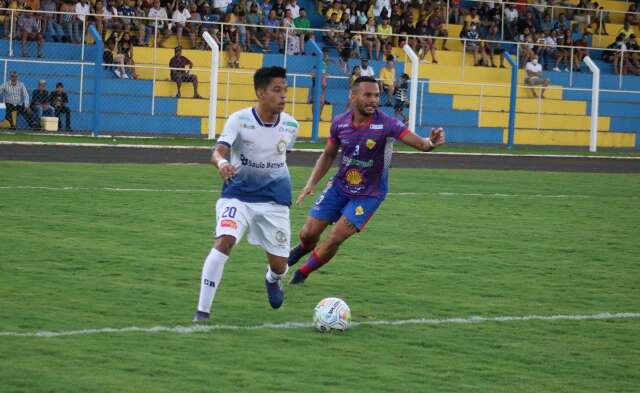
[393,73,409,124]
[50,82,72,131]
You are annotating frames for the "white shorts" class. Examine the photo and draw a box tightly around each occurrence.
[215,198,290,257]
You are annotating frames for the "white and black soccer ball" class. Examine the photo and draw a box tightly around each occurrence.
[313,297,351,332]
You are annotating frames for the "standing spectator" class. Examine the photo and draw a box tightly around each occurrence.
[74,0,91,43]
[169,46,203,97]
[293,7,311,55]
[50,82,72,131]
[376,17,393,60]
[30,80,54,125]
[464,23,484,66]
[504,3,518,40]
[428,8,449,51]
[18,8,44,57]
[41,0,65,42]
[146,0,169,47]
[60,0,76,42]
[378,55,395,106]
[524,55,550,98]
[172,1,192,47]
[0,72,36,129]
[359,57,374,77]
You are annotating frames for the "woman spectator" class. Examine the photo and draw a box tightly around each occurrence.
[117,32,139,78]
[225,17,242,67]
[363,16,378,60]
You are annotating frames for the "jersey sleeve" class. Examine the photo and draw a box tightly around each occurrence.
[328,121,340,145]
[217,113,240,147]
[286,118,300,151]
[386,117,411,140]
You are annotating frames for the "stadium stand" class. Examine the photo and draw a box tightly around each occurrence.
[0,0,638,148]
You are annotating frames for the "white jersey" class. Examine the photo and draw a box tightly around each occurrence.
[217,107,299,206]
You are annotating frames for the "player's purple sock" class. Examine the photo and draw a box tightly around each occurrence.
[288,243,313,267]
[298,250,329,277]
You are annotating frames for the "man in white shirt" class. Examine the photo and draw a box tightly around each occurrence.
[373,0,391,18]
[193,66,299,321]
[213,0,231,14]
[359,58,374,77]
[525,55,549,98]
[172,1,192,47]
[73,0,91,43]
[146,0,169,47]
[286,0,300,19]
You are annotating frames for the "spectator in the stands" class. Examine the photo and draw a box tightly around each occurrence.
[484,24,505,68]
[117,32,138,79]
[172,1,193,47]
[393,72,409,124]
[272,0,286,18]
[103,0,122,35]
[376,16,392,59]
[593,5,609,35]
[213,0,231,14]
[118,0,137,36]
[573,33,590,72]
[293,7,311,55]
[540,13,554,35]
[516,27,536,68]
[362,16,378,60]
[464,22,484,66]
[428,7,449,51]
[50,82,72,131]
[0,72,36,130]
[31,80,55,125]
[324,12,344,51]
[103,37,128,78]
[263,8,283,53]
[524,55,549,98]
[286,0,300,19]
[186,3,201,48]
[554,13,571,33]
[60,0,76,42]
[74,0,91,43]
[170,46,203,98]
[463,7,480,31]
[324,0,342,20]
[146,0,170,47]
[246,2,266,52]
[625,4,639,26]
[359,57,374,77]
[373,0,391,19]
[378,55,395,106]
[618,21,636,39]
[503,3,519,40]
[41,0,65,42]
[553,30,570,71]
[18,8,44,57]
[225,21,243,67]
[93,1,106,37]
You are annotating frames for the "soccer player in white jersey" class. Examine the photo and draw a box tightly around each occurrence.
[194,66,299,321]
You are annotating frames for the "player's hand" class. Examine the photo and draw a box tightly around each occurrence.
[296,185,315,206]
[430,127,445,147]
[218,162,235,183]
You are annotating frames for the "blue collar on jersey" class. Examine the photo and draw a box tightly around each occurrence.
[252,107,281,128]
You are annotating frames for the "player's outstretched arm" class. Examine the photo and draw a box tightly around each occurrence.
[296,140,340,206]
[400,127,445,152]
[211,144,235,183]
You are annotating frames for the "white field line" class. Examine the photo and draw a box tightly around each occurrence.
[0,312,638,338]
[0,185,593,199]
[2,141,640,160]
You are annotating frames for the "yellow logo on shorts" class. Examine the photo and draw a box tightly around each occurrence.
[355,206,364,216]
[345,168,363,186]
[366,139,376,150]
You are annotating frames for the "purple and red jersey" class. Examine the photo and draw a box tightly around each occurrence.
[329,110,410,198]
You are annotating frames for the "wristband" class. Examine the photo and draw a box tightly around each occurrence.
[426,138,434,148]
[217,158,230,169]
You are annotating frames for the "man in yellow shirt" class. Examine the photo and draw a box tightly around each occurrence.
[378,56,395,106]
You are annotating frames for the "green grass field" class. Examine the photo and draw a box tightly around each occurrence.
[1,161,639,392]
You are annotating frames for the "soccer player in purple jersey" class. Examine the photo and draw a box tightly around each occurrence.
[288,76,445,284]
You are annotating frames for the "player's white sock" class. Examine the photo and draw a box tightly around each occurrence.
[265,265,289,284]
[197,248,229,314]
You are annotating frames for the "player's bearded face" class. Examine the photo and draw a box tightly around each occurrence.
[259,77,288,114]
[352,82,379,116]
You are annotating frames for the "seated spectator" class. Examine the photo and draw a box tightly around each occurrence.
[525,55,550,98]
[60,0,76,42]
[463,7,480,31]
[287,0,300,19]
[74,0,91,43]
[186,3,201,48]
[553,33,570,71]
[18,8,44,57]
[213,0,231,15]
[428,8,449,51]
[324,12,344,51]
[516,27,536,67]
[573,33,590,72]
[627,34,640,67]
[324,0,342,21]
[103,37,128,78]
[170,46,203,98]
[593,5,609,35]
[539,29,558,70]
[0,72,37,129]
[553,13,571,33]
[464,23,485,66]
[540,13,554,35]
[272,0,286,18]
[625,5,639,26]
[362,16,379,60]
[484,24,505,68]
[50,82,72,131]
[263,8,284,53]
[376,17,393,60]
[618,22,636,40]
[41,0,65,42]
[293,8,312,55]
[503,3,519,40]
[393,73,409,124]
[172,1,193,47]
[116,32,138,79]
[359,57,374,77]
[146,0,170,48]
[378,55,395,106]
[103,0,122,35]
[31,80,55,125]
[118,0,137,37]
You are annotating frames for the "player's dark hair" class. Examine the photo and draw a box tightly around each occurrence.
[254,66,287,90]
[350,76,378,89]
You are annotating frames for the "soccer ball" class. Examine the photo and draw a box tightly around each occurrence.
[313,297,351,332]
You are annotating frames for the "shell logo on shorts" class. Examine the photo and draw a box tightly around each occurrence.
[277,139,287,154]
[355,206,364,216]
[345,168,363,186]
[221,219,237,229]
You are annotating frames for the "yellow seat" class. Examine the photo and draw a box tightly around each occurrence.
[177,98,332,121]
[453,95,587,115]
[481,112,610,131]
[504,129,635,147]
